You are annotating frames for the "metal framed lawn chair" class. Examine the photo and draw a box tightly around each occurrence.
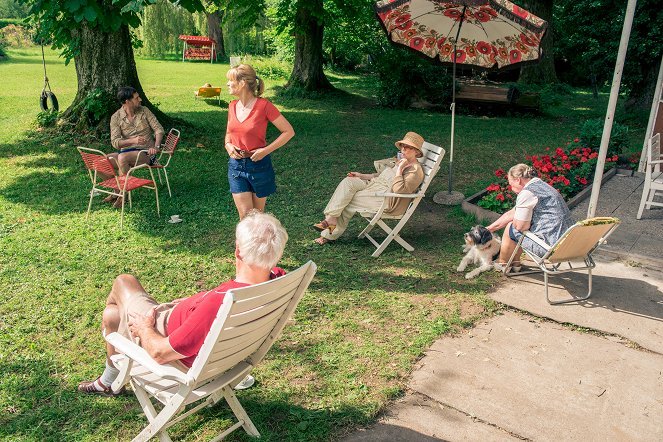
[503,217,620,304]
[134,128,181,197]
[105,260,317,442]
[636,133,662,219]
[357,141,446,257]
[78,147,159,229]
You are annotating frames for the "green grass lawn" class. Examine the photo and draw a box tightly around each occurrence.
[0,47,647,441]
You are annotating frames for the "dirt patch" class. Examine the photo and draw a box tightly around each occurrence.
[407,198,459,235]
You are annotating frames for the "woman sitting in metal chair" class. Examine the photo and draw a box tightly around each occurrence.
[487,163,575,272]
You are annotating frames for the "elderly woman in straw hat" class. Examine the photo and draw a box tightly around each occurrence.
[314,132,426,245]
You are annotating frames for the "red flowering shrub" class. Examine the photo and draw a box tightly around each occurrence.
[478,138,617,213]
[627,153,640,171]
[477,180,516,213]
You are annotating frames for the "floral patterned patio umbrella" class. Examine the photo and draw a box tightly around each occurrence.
[375,0,548,199]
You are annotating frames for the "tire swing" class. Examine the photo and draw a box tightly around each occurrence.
[39,43,59,112]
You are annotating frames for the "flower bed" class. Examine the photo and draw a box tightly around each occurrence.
[462,139,618,221]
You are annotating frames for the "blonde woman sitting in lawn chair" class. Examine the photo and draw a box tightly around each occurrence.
[313,132,425,245]
[487,163,575,272]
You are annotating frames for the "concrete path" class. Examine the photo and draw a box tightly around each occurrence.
[342,260,663,442]
[344,309,663,441]
[492,260,663,353]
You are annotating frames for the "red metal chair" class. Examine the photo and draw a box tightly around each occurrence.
[134,128,181,197]
[78,147,160,229]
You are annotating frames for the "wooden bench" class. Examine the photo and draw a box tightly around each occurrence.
[457,83,513,104]
[185,47,214,60]
[456,82,540,111]
[194,87,222,105]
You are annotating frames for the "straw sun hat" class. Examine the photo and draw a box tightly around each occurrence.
[395,132,424,157]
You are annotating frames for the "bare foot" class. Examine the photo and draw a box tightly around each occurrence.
[314,237,332,245]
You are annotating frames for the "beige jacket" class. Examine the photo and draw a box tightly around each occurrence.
[384,162,425,215]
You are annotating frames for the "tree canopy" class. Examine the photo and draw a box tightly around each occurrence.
[554,0,662,107]
[24,0,204,61]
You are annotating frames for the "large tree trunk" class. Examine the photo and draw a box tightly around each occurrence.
[518,0,557,84]
[62,24,170,132]
[625,59,661,112]
[207,10,225,59]
[286,0,333,91]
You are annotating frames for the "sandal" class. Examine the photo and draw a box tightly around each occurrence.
[494,261,522,273]
[313,220,336,234]
[314,237,333,246]
[77,377,124,397]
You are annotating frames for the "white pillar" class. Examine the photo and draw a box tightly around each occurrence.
[587,0,637,219]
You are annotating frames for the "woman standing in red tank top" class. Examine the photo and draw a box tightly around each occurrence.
[224,64,295,218]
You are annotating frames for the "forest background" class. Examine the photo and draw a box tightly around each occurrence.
[1,0,661,124]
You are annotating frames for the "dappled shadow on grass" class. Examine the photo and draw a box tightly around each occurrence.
[271,84,378,112]
[0,353,372,441]
[0,355,143,440]
[0,55,64,65]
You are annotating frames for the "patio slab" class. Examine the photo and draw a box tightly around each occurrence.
[409,312,663,441]
[490,260,663,354]
[341,393,518,442]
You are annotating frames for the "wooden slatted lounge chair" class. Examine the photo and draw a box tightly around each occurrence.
[637,133,663,219]
[105,260,317,441]
[357,141,446,257]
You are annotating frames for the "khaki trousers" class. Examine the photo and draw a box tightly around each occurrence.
[321,176,390,240]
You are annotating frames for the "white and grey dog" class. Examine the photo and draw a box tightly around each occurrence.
[457,225,501,279]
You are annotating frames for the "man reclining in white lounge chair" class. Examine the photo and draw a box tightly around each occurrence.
[78,211,288,396]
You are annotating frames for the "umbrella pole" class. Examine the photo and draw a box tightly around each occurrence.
[433,28,465,205]
[449,45,456,194]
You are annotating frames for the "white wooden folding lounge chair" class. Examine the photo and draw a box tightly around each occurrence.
[504,217,620,304]
[105,260,317,441]
[358,141,446,257]
[636,133,663,219]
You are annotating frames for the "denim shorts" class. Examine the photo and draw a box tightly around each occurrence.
[228,155,276,198]
[509,224,521,242]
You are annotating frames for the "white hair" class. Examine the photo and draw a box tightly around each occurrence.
[235,211,288,269]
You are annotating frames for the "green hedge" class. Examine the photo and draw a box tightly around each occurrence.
[0,18,24,29]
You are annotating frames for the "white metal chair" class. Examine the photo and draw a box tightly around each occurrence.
[637,133,662,219]
[135,128,181,197]
[504,217,620,304]
[78,147,159,229]
[105,261,317,442]
[357,141,446,257]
